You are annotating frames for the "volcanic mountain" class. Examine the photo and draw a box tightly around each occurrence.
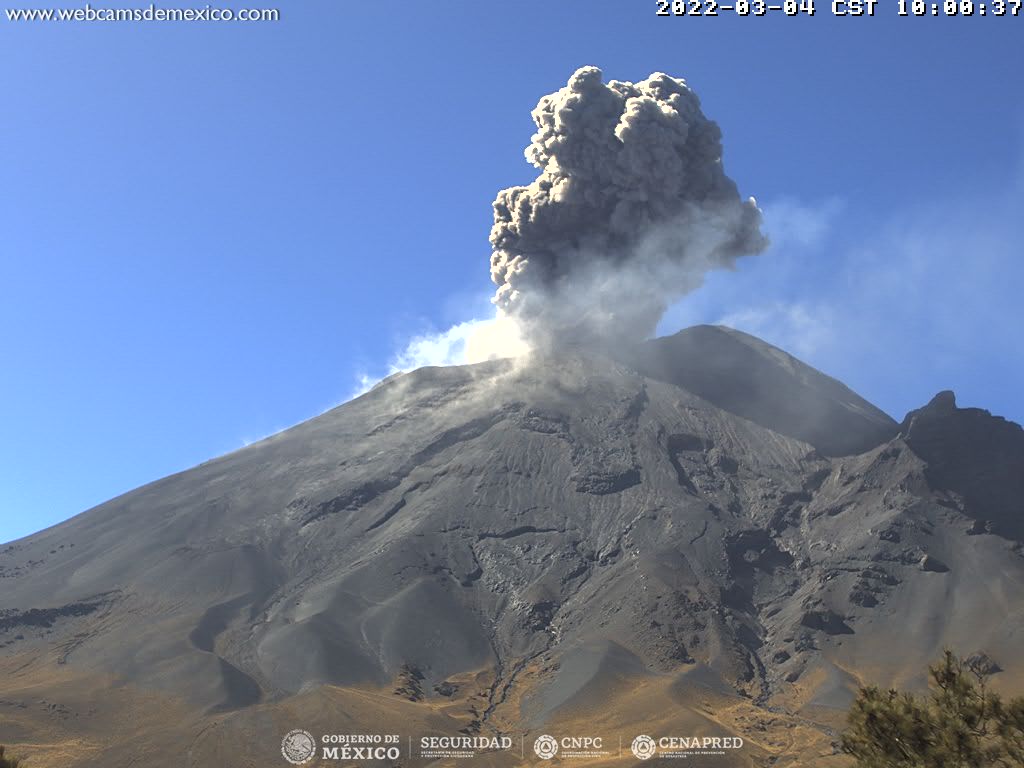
[2,325,1023,768]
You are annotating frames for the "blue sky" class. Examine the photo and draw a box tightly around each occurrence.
[2,1,1022,544]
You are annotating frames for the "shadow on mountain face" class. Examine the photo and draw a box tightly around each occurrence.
[900,390,1024,542]
[626,325,898,456]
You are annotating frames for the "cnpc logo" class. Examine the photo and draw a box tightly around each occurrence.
[533,735,559,759]
[533,734,604,759]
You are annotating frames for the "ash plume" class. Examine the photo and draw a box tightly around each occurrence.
[490,66,767,349]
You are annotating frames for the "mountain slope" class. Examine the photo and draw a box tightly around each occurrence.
[627,325,897,456]
[1,328,1022,768]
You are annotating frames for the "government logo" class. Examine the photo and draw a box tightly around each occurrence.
[281,729,316,764]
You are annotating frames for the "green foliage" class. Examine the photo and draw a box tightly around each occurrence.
[842,650,1024,767]
[0,745,21,768]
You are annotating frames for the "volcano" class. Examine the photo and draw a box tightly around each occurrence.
[2,325,1023,768]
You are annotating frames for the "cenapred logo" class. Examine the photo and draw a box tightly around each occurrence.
[631,734,657,760]
[533,734,559,759]
[281,729,316,764]
[631,734,744,759]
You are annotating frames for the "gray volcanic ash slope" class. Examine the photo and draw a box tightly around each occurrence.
[626,326,896,456]
[2,325,1024,768]
[2,325,1024,767]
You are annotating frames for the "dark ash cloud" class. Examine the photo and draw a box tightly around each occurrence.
[489,66,766,349]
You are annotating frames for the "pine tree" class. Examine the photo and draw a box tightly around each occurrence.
[841,650,1024,767]
[0,745,21,768]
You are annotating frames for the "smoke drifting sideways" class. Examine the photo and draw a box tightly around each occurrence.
[489,66,767,351]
